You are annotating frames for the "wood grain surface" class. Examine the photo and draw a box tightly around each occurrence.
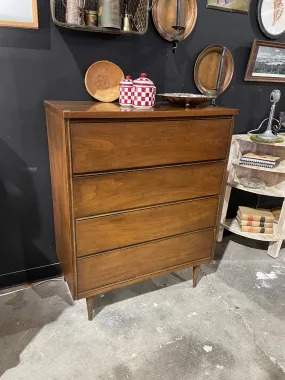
[73,161,225,217]
[194,45,234,96]
[46,109,77,298]
[79,257,211,298]
[71,119,231,173]
[45,100,238,317]
[84,61,124,102]
[152,0,197,42]
[76,196,219,257]
[77,229,214,293]
[44,101,238,119]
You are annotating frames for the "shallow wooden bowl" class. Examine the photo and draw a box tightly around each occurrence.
[152,0,197,42]
[158,93,215,107]
[85,61,124,102]
[194,45,234,96]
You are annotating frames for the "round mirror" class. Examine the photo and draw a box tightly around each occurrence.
[258,0,285,39]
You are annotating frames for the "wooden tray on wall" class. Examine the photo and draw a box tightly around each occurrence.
[152,0,197,42]
[194,45,234,96]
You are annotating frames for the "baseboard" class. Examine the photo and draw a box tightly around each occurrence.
[0,263,62,289]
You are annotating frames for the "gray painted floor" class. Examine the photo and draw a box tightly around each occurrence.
[1,236,285,379]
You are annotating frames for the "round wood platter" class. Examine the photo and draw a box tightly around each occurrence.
[152,0,197,42]
[85,61,124,102]
[194,45,234,96]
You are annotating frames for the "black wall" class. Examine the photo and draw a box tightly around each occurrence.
[0,0,284,288]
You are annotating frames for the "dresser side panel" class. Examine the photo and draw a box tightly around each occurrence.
[45,108,77,298]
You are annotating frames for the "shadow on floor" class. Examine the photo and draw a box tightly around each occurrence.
[0,280,72,377]
[208,233,277,276]
[90,270,196,319]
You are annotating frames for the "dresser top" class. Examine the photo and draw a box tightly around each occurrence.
[45,101,238,119]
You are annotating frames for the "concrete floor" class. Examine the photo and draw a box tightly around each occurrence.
[1,236,285,379]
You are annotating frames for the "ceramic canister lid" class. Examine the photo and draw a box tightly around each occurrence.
[120,75,133,86]
[133,73,154,87]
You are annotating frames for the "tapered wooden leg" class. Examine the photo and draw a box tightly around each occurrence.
[86,297,94,321]
[193,265,200,288]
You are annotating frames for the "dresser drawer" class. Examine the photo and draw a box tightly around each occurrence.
[70,119,231,173]
[77,229,214,293]
[76,196,218,257]
[73,161,224,218]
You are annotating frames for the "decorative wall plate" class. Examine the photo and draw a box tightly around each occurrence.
[258,0,285,39]
[85,61,124,102]
[194,45,234,96]
[152,0,197,42]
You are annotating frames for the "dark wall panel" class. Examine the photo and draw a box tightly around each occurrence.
[0,0,284,287]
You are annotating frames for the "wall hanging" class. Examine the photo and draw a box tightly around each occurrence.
[245,40,285,83]
[194,45,234,105]
[152,0,197,52]
[50,0,148,34]
[85,61,124,102]
[0,0,38,28]
[206,0,250,14]
[258,0,285,39]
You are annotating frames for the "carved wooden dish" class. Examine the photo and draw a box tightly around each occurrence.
[85,61,124,102]
[158,93,215,107]
[194,45,234,96]
[152,0,197,42]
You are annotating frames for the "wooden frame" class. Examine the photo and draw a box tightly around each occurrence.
[0,0,38,29]
[206,0,251,14]
[245,40,285,83]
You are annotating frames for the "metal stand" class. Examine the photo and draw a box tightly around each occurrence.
[248,90,282,141]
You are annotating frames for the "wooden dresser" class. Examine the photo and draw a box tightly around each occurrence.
[45,101,238,320]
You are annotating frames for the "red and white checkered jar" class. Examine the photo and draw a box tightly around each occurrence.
[119,75,133,107]
[133,73,156,109]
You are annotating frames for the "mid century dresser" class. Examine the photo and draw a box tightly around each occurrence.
[45,101,238,320]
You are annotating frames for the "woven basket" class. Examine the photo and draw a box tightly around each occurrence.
[51,0,148,34]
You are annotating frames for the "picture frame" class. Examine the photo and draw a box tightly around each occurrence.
[258,0,285,39]
[245,40,285,83]
[206,0,251,14]
[0,0,38,29]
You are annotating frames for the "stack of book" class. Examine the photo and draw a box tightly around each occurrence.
[237,206,274,234]
[240,153,280,169]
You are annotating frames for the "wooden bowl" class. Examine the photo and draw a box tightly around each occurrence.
[152,0,197,42]
[85,61,124,102]
[158,93,215,107]
[194,45,234,96]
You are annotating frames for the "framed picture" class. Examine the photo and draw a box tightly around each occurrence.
[258,0,285,39]
[206,0,250,14]
[0,0,38,29]
[245,40,285,82]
